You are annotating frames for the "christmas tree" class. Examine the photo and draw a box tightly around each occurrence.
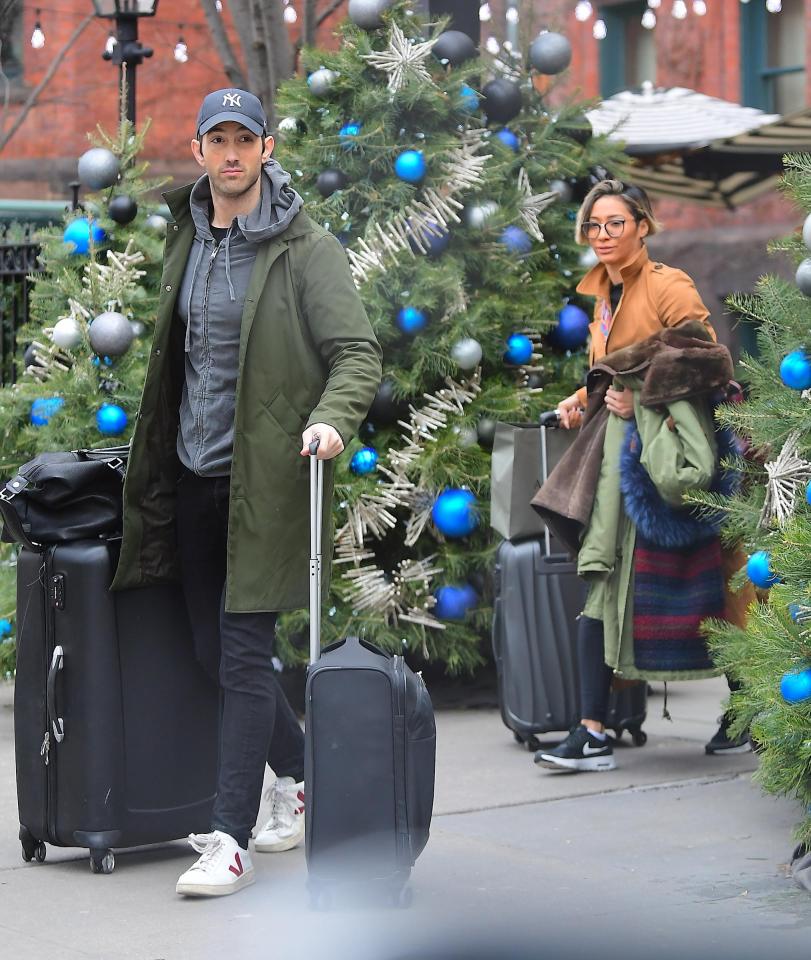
[272,1,624,672]
[0,121,168,668]
[701,155,811,849]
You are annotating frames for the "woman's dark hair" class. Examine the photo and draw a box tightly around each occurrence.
[574,179,662,244]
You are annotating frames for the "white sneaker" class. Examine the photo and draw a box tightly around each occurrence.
[254,777,305,853]
[175,830,255,897]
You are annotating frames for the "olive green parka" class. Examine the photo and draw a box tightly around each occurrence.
[111,184,382,612]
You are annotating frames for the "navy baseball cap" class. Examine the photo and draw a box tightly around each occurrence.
[196,88,267,138]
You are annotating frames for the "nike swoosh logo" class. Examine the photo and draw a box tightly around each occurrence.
[582,743,607,756]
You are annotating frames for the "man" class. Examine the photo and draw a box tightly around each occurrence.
[111,88,382,897]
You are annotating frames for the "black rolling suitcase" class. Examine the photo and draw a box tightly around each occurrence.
[13,539,219,872]
[304,442,436,906]
[492,412,647,751]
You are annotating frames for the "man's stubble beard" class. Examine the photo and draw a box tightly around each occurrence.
[210,170,261,201]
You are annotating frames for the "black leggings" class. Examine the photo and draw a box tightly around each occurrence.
[577,615,742,725]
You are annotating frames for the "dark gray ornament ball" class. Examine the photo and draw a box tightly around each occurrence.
[797,258,811,297]
[89,311,134,357]
[477,417,498,449]
[433,30,477,66]
[482,78,522,124]
[77,147,120,190]
[529,32,572,75]
[316,169,348,198]
[549,179,573,203]
[108,195,138,225]
[348,0,391,30]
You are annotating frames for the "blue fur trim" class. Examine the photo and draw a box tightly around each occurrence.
[620,419,740,550]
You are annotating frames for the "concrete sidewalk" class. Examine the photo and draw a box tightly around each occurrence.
[0,676,808,960]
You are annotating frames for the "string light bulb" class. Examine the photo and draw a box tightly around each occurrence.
[765,0,781,10]
[505,5,519,23]
[284,3,297,22]
[215,0,223,10]
[30,11,45,49]
[693,0,707,12]
[485,35,500,54]
[592,18,607,38]
[174,31,188,63]
[648,0,661,8]
[479,3,492,22]
[575,0,593,20]
[105,33,117,56]
[641,9,657,27]
[672,0,688,17]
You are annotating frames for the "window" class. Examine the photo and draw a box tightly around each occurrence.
[599,1,657,97]
[741,0,806,115]
[0,0,24,84]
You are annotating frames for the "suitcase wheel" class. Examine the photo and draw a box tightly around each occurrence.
[89,849,115,875]
[19,827,44,864]
[513,731,526,745]
[34,841,47,863]
[629,727,647,747]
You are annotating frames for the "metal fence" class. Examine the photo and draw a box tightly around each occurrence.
[0,225,41,385]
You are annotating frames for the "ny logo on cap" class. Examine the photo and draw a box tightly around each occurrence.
[223,93,242,107]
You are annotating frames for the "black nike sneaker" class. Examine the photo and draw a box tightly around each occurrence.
[534,724,616,772]
[704,713,751,755]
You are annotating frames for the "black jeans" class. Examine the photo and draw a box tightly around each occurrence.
[176,468,305,849]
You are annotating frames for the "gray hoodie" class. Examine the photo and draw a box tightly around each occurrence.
[176,160,303,476]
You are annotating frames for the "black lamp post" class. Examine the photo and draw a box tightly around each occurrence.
[92,0,159,127]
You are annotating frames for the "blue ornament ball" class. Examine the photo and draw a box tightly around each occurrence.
[495,128,520,152]
[394,150,427,184]
[409,220,450,258]
[504,333,533,366]
[63,218,106,255]
[780,350,811,390]
[30,396,64,426]
[458,84,479,113]
[96,403,128,436]
[499,225,532,256]
[396,305,428,335]
[746,550,779,589]
[432,488,479,538]
[0,618,12,638]
[779,667,811,704]
[552,303,590,350]
[434,584,478,621]
[806,480,811,507]
[339,122,362,149]
[349,446,379,475]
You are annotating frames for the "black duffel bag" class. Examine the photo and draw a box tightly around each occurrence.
[0,445,129,550]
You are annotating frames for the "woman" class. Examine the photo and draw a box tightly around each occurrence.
[532,180,751,773]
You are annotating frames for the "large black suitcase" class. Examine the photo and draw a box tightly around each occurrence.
[304,443,436,905]
[14,539,219,873]
[492,538,647,748]
[492,413,647,751]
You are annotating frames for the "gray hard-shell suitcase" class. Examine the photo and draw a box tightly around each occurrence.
[14,539,219,873]
[303,442,436,905]
[492,412,647,750]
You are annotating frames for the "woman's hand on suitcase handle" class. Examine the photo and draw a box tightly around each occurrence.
[557,392,584,430]
[301,423,344,459]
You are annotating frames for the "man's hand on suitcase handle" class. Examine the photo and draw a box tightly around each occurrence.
[301,423,344,459]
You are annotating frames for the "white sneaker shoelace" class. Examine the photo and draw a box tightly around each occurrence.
[262,781,301,831]
[187,832,226,868]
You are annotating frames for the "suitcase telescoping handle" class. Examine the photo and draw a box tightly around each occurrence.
[47,645,65,743]
[538,410,561,556]
[309,439,324,666]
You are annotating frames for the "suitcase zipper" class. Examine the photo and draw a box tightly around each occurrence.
[43,547,57,841]
[393,655,410,864]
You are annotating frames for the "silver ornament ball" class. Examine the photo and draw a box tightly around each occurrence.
[463,200,499,230]
[453,426,479,449]
[130,320,146,338]
[348,0,392,29]
[803,213,811,252]
[307,68,338,98]
[797,258,811,297]
[277,116,299,133]
[145,213,167,235]
[51,316,83,350]
[529,32,572,75]
[77,147,120,190]
[450,337,483,371]
[549,179,573,203]
[89,311,134,357]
